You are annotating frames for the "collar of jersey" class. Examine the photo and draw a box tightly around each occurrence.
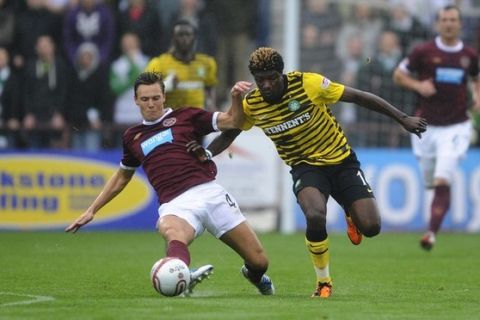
[435,36,463,53]
[142,108,173,126]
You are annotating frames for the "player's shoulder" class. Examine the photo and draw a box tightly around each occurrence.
[194,52,216,63]
[244,87,262,104]
[123,123,144,140]
[411,39,436,54]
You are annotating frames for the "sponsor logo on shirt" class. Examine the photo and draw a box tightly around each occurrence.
[435,67,464,84]
[141,129,173,155]
[264,112,311,135]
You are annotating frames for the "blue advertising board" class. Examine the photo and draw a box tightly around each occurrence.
[294,149,480,232]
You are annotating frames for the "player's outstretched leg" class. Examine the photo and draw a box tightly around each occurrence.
[183,264,214,296]
[241,265,275,295]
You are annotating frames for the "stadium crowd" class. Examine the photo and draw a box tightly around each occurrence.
[0,0,479,150]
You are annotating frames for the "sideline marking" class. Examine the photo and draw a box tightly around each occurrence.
[0,292,55,307]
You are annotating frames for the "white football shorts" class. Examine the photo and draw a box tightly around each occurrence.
[157,181,246,238]
[411,119,472,185]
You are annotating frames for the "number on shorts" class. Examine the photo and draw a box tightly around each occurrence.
[225,194,237,208]
[357,170,367,186]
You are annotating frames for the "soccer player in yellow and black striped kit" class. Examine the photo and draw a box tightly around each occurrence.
[191,47,427,298]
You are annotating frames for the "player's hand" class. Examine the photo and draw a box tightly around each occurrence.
[65,211,95,233]
[230,81,252,98]
[400,116,428,138]
[417,79,436,97]
[186,140,210,162]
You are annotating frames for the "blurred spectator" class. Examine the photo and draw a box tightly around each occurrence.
[355,30,416,147]
[335,32,365,127]
[255,0,270,47]
[43,0,75,14]
[110,33,148,134]
[384,3,431,55]
[63,0,116,66]
[336,2,383,63]
[170,0,217,56]
[0,47,22,148]
[66,42,110,151]
[12,0,61,69]
[0,0,15,51]
[300,0,342,80]
[206,0,256,106]
[145,19,217,110]
[116,0,162,58]
[156,0,181,51]
[22,35,68,148]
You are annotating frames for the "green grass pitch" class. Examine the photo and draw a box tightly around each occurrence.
[0,231,479,319]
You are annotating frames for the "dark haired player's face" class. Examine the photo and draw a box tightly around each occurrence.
[253,70,285,103]
[437,9,461,41]
[135,83,166,121]
[173,25,195,53]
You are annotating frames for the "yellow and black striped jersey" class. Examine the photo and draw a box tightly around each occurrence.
[241,71,351,167]
[145,53,217,109]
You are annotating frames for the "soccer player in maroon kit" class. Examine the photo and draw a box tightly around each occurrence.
[394,5,480,250]
[65,72,275,296]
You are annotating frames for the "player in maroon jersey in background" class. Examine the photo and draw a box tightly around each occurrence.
[393,5,480,251]
[65,72,275,296]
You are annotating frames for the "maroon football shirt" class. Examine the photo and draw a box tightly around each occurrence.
[404,37,479,125]
[121,107,218,203]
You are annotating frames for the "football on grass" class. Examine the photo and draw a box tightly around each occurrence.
[150,257,190,297]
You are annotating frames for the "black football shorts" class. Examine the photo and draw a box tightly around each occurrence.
[290,152,374,208]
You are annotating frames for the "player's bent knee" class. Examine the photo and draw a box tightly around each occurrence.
[363,221,381,237]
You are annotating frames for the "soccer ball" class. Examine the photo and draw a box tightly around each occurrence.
[150,257,191,297]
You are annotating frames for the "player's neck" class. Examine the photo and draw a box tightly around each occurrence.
[439,36,460,47]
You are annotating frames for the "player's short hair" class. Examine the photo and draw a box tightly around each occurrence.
[172,18,198,35]
[436,4,462,21]
[248,47,284,75]
[134,72,165,96]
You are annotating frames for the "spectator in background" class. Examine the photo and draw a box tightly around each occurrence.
[206,0,256,106]
[22,35,68,148]
[63,0,115,66]
[110,32,148,140]
[335,2,383,64]
[170,0,217,56]
[116,0,162,58]
[300,0,342,80]
[145,19,217,111]
[335,33,364,129]
[384,2,431,55]
[66,42,110,151]
[12,0,61,70]
[0,0,15,51]
[356,30,415,147]
[0,47,22,148]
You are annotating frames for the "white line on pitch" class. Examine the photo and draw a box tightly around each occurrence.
[0,292,55,307]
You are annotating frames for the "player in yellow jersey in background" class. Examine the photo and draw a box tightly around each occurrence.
[188,47,428,298]
[145,19,217,110]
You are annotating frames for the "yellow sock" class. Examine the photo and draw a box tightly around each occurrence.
[305,237,331,284]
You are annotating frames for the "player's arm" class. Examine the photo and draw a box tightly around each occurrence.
[187,129,242,162]
[65,167,135,233]
[393,65,436,97]
[216,81,252,130]
[471,77,480,112]
[340,86,427,138]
